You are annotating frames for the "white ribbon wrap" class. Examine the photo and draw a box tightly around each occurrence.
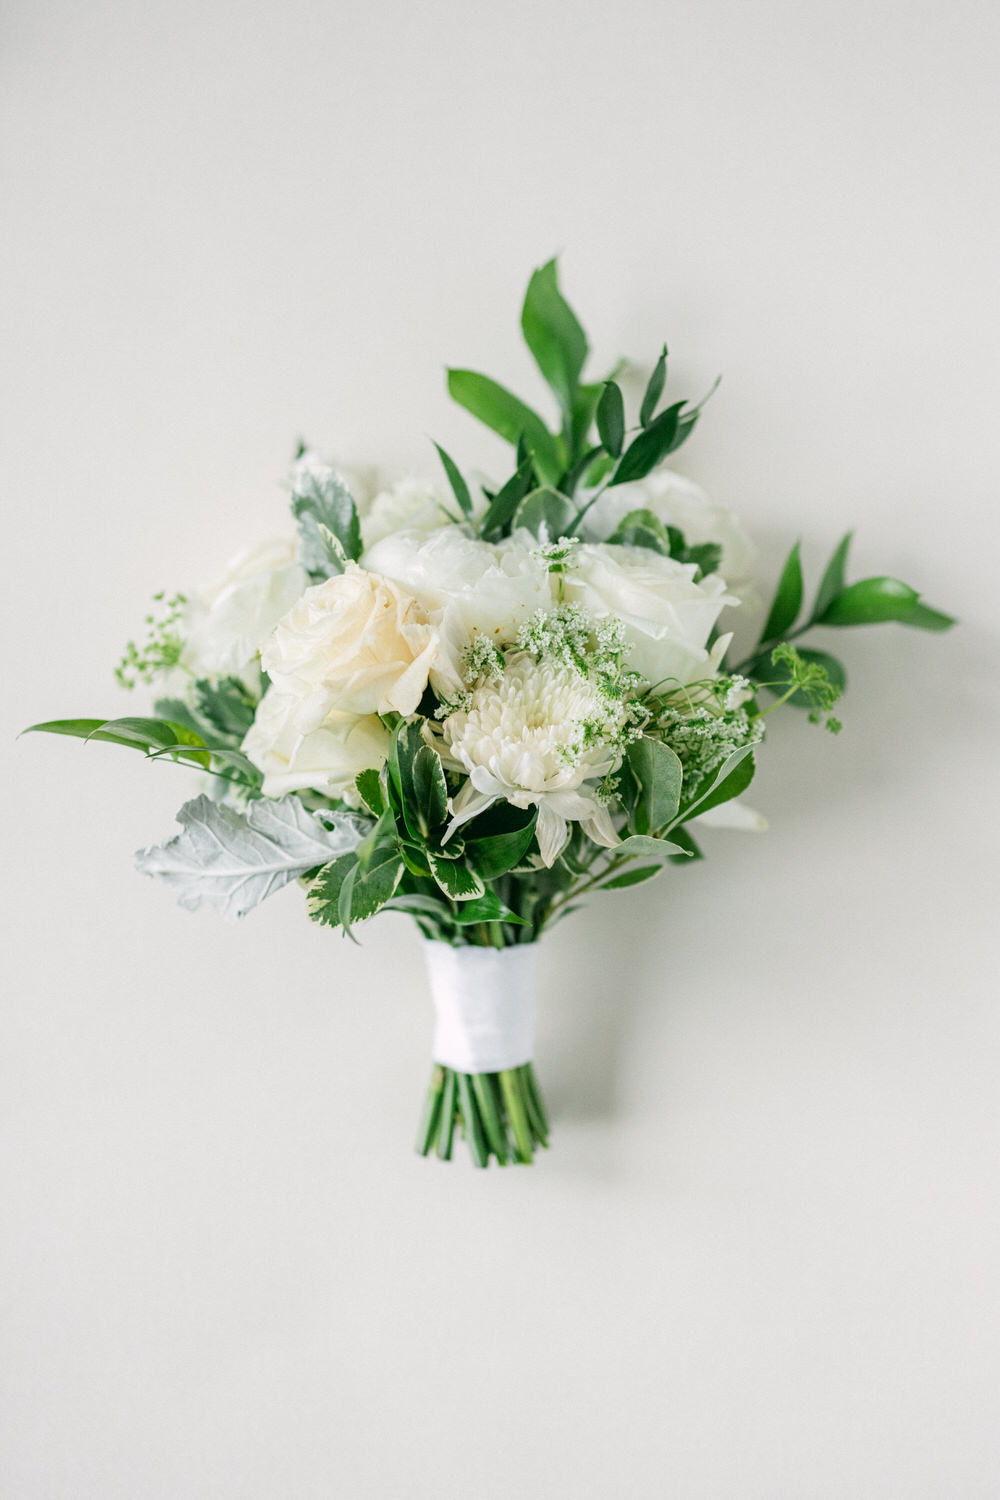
[424,942,538,1073]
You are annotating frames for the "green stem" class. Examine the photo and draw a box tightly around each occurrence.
[499,1069,534,1163]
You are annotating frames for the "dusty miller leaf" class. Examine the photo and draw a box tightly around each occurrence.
[135,794,369,921]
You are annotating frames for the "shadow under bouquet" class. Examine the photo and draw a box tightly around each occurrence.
[26,262,954,1167]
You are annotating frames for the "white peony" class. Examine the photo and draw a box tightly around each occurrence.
[243,686,390,802]
[360,476,457,549]
[261,563,438,727]
[564,543,734,691]
[441,653,620,866]
[362,527,553,698]
[580,468,756,588]
[182,537,308,677]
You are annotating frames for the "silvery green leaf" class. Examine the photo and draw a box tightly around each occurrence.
[290,464,362,575]
[135,794,369,921]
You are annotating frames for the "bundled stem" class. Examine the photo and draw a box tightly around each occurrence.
[416,1062,549,1167]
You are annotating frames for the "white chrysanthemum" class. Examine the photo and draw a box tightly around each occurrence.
[441,653,621,866]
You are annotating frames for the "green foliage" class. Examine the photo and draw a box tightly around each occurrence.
[290,463,362,576]
[520,258,589,417]
[512,487,575,541]
[609,402,690,487]
[22,714,265,788]
[759,541,803,644]
[813,531,853,619]
[622,737,684,835]
[387,720,448,841]
[463,805,538,880]
[192,676,258,743]
[600,864,663,890]
[446,369,563,486]
[596,381,625,457]
[639,346,668,427]
[355,767,387,817]
[479,455,537,539]
[817,576,955,630]
[672,745,755,827]
[427,852,485,901]
[433,441,473,519]
[24,715,210,768]
[115,591,187,689]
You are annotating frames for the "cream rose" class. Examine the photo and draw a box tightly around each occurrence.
[361,527,553,698]
[182,537,308,677]
[261,563,438,727]
[580,468,756,589]
[243,687,390,802]
[564,543,735,690]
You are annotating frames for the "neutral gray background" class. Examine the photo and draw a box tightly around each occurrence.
[2,2,998,1496]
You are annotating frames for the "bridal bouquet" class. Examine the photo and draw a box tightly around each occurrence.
[26,262,953,1167]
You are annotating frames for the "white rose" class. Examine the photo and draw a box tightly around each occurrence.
[182,537,308,677]
[361,527,553,697]
[564,543,735,690]
[261,563,438,726]
[441,653,620,866]
[580,468,756,588]
[243,687,390,802]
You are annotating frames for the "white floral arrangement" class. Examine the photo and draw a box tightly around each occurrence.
[26,262,954,1168]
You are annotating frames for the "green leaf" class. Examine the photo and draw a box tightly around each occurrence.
[520,258,588,414]
[639,345,668,427]
[451,895,529,926]
[595,382,625,457]
[388,721,448,840]
[560,443,605,498]
[624,737,684,835]
[813,531,853,619]
[607,508,672,555]
[23,716,212,769]
[355,767,387,817]
[290,465,362,574]
[427,854,485,901]
[816,576,919,626]
[479,456,536,539]
[759,541,803,643]
[666,825,703,864]
[464,806,538,879]
[675,747,755,825]
[447,369,563,485]
[569,382,603,458]
[816,577,957,631]
[192,676,258,743]
[906,601,957,631]
[609,402,686,487]
[613,833,691,860]
[433,441,473,518]
[512,486,575,541]
[308,836,404,932]
[601,864,663,890]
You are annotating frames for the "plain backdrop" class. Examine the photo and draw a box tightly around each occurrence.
[2,2,998,1496]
